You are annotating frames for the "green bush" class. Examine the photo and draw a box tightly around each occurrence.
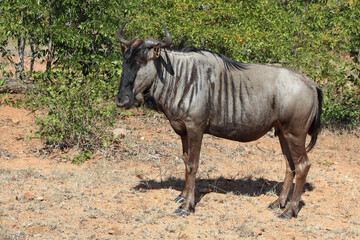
[322,64,360,127]
[26,65,121,162]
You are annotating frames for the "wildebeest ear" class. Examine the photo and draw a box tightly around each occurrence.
[121,43,129,55]
[153,45,161,59]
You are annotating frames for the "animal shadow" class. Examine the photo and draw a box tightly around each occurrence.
[133,176,314,207]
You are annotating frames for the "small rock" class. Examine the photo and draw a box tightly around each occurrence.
[36,196,44,201]
[24,192,35,200]
[108,227,121,235]
[136,174,145,180]
[140,136,145,141]
[112,128,127,138]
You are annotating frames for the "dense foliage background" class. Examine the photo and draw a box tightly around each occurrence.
[0,0,359,161]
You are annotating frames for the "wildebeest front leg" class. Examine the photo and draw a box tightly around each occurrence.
[174,135,189,204]
[175,127,203,216]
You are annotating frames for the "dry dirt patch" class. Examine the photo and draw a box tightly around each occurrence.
[1,105,360,239]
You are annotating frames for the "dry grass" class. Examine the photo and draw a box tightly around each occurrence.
[1,107,360,239]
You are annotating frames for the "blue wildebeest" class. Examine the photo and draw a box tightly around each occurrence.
[116,22,322,219]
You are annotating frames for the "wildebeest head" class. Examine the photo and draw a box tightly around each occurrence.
[116,22,172,109]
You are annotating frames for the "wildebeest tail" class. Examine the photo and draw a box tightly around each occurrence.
[306,86,323,152]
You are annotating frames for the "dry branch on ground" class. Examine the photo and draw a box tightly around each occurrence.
[0,78,33,93]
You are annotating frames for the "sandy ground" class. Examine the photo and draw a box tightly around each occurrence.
[0,104,360,240]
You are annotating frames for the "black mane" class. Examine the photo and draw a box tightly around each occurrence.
[176,47,246,70]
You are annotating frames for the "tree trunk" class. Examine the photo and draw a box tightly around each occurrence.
[46,41,54,71]
[15,8,27,81]
[46,0,55,71]
[28,34,36,78]
[15,34,26,81]
[291,1,309,57]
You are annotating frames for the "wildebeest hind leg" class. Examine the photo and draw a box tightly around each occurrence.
[269,133,295,209]
[280,133,310,219]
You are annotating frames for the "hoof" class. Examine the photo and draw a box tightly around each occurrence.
[174,196,185,204]
[268,203,277,210]
[174,208,190,216]
[279,213,292,219]
[279,208,298,219]
[269,199,286,209]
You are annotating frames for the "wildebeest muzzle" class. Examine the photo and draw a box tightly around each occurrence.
[116,91,135,109]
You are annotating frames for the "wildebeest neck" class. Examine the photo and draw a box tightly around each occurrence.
[154,50,174,84]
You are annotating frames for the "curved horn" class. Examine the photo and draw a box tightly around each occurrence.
[117,21,131,45]
[161,23,172,47]
[117,21,141,48]
[144,23,173,48]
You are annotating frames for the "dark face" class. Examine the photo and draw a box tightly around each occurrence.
[116,42,148,109]
[116,23,172,109]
